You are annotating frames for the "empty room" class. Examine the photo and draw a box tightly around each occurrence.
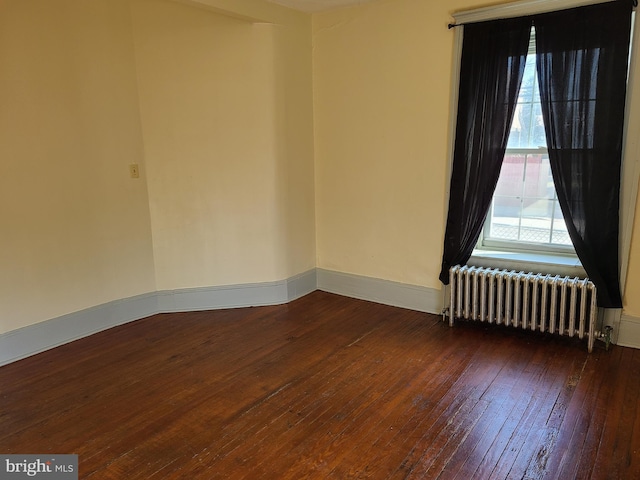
[1,0,639,478]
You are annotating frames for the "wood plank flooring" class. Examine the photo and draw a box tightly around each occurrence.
[1,291,639,479]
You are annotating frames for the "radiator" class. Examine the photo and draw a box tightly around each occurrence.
[448,265,598,352]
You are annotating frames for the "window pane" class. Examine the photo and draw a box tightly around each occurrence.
[552,202,572,245]
[508,53,538,148]
[531,102,546,147]
[489,195,520,240]
[522,154,551,199]
[509,103,532,148]
[486,152,575,250]
[519,55,536,102]
[495,154,524,196]
[491,154,523,241]
[521,198,553,243]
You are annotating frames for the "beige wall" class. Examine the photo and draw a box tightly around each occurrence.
[0,0,156,334]
[314,0,470,288]
[313,0,640,318]
[0,0,315,335]
[130,0,315,290]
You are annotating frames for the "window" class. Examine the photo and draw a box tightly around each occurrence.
[479,29,576,255]
[441,0,635,308]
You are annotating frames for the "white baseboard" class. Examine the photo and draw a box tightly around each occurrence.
[0,292,158,367]
[316,268,443,315]
[0,269,317,367]
[286,269,318,302]
[618,314,640,349]
[156,269,317,312]
[11,267,634,367]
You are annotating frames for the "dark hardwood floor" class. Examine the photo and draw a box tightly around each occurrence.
[1,291,639,479]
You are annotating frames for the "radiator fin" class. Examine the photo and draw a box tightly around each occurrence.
[448,265,597,352]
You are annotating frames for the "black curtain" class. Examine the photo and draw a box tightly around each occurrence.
[439,17,531,283]
[535,1,633,308]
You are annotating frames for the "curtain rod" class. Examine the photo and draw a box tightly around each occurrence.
[447,0,637,29]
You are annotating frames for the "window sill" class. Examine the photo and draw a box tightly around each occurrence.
[470,248,587,278]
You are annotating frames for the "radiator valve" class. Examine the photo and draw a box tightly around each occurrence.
[597,326,614,351]
[603,325,613,351]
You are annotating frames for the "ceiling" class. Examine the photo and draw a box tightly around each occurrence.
[265,0,379,13]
